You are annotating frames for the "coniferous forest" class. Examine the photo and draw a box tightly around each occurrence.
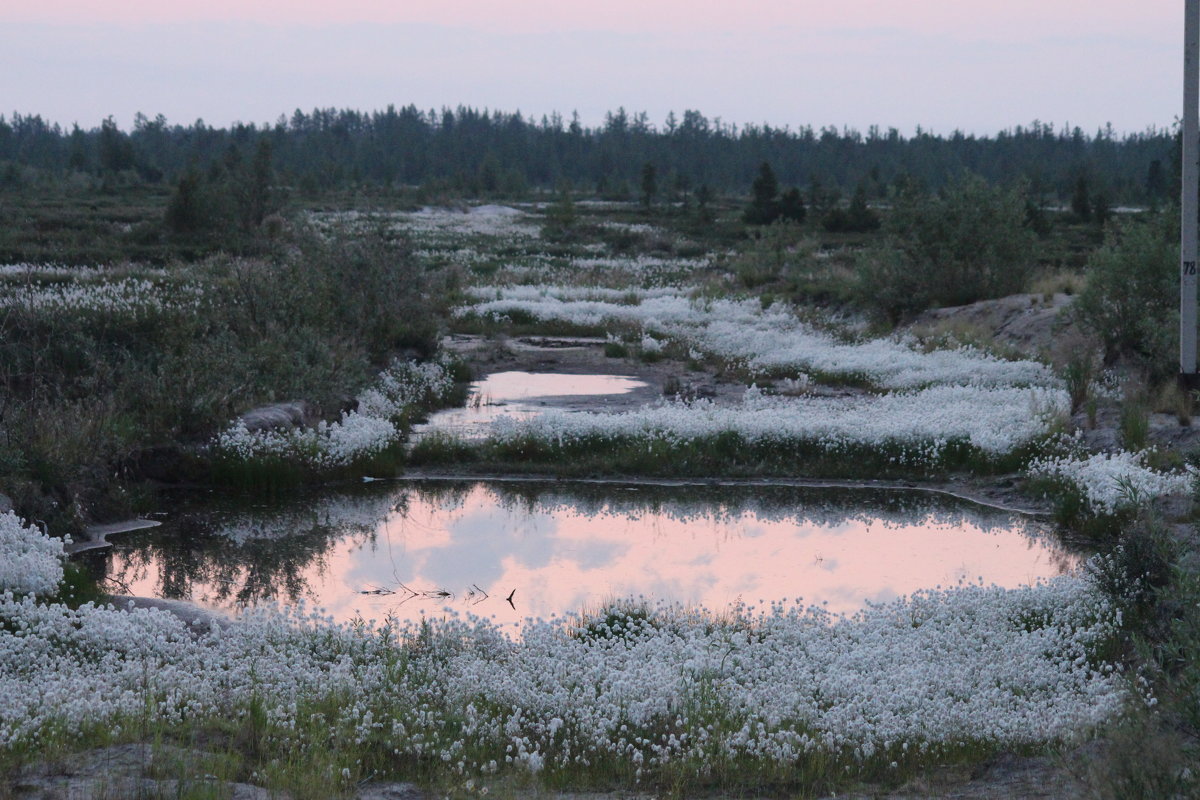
[0,106,1180,204]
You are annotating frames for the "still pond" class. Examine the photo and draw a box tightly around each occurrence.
[99,480,1075,631]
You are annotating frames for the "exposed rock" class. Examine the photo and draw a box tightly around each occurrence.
[13,744,270,800]
[356,782,425,800]
[15,745,429,800]
[69,519,161,554]
[238,401,318,433]
[1149,411,1200,451]
[911,292,1078,358]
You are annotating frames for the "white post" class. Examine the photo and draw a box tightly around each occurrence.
[1182,0,1199,376]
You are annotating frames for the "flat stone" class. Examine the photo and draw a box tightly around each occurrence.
[68,519,161,554]
[357,782,425,800]
[14,744,271,800]
[239,401,317,432]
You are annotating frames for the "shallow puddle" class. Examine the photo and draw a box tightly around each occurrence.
[98,481,1077,631]
[415,370,648,440]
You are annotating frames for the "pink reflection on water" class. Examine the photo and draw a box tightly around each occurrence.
[413,371,648,440]
[109,484,1076,631]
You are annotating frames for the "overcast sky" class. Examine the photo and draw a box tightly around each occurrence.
[1,1,1182,135]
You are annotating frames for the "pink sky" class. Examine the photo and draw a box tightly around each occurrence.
[0,1,1182,133]
[8,1,1173,35]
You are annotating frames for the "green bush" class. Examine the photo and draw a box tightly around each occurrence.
[1075,212,1179,381]
[859,173,1035,320]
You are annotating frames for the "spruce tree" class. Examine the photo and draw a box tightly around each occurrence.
[744,161,780,225]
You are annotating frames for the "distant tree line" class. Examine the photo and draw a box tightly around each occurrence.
[0,106,1180,205]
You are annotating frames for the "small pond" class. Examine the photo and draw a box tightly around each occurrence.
[412,370,650,441]
[96,481,1076,632]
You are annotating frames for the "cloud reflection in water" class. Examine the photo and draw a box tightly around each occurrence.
[105,481,1077,630]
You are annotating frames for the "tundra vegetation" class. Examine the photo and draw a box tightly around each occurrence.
[0,108,1197,796]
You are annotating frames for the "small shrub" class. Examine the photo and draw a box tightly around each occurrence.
[1075,212,1179,382]
[1062,352,1099,415]
[859,172,1035,320]
[1119,388,1150,451]
[821,184,879,233]
[603,340,629,358]
[1084,709,1200,800]
[1086,517,1177,624]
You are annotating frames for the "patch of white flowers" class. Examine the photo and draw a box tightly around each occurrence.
[214,358,455,471]
[567,255,710,282]
[639,335,663,355]
[486,385,1065,461]
[1028,449,1197,515]
[0,277,203,316]
[215,413,400,470]
[310,205,541,244]
[0,512,64,596]
[0,263,105,279]
[0,512,1125,772]
[459,287,1056,391]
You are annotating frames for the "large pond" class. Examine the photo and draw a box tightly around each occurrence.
[96,480,1077,631]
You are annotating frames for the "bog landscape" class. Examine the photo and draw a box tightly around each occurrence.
[0,108,1197,798]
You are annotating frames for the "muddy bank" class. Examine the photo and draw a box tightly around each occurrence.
[14,744,1083,800]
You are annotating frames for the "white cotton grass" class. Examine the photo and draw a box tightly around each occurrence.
[213,358,456,470]
[215,413,400,470]
[0,515,1127,775]
[0,512,65,596]
[481,385,1066,461]
[0,277,203,316]
[309,205,542,243]
[1028,449,1197,515]
[457,286,1057,391]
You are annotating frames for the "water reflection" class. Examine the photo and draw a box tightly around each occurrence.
[414,371,648,440]
[103,482,1077,630]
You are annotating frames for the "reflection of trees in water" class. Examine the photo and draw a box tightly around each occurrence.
[107,490,396,608]
[405,480,1058,544]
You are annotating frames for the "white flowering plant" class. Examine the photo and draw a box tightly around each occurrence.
[1027,442,1197,529]
[0,512,64,597]
[413,385,1067,479]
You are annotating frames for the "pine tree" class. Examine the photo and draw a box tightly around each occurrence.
[778,187,806,223]
[744,162,780,224]
[640,162,657,209]
[1071,175,1092,221]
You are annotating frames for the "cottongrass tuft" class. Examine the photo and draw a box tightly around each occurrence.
[1027,449,1196,517]
[0,512,64,596]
